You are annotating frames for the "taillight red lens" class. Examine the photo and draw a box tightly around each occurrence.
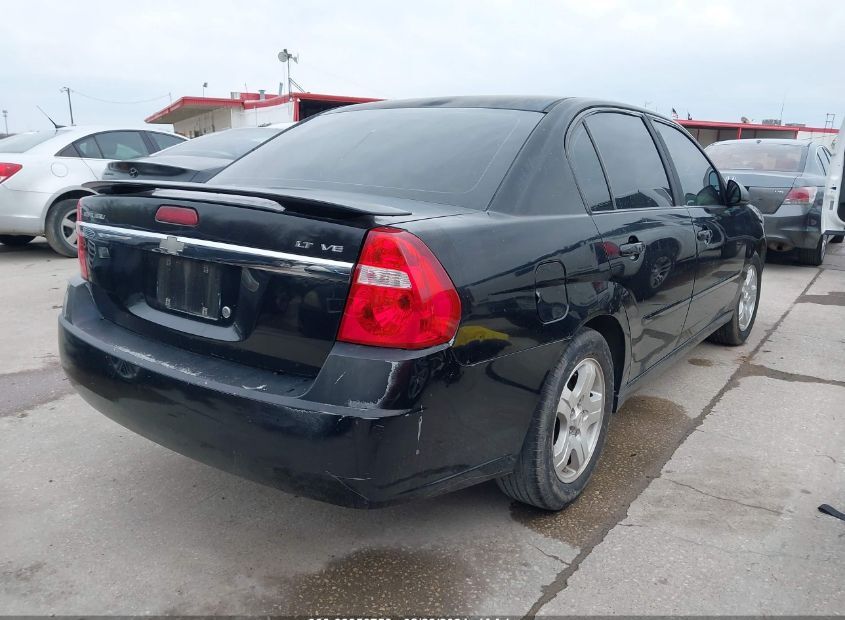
[337,227,461,349]
[155,205,198,226]
[0,162,22,183]
[783,186,817,206]
[76,199,89,281]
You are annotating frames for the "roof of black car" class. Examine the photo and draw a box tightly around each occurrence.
[332,96,567,114]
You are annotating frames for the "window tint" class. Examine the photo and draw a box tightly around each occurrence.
[93,131,148,160]
[585,112,672,210]
[56,143,80,157]
[655,121,723,206]
[74,136,102,158]
[212,107,542,210]
[568,123,612,211]
[148,132,185,152]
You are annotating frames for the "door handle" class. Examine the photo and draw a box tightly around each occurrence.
[697,229,713,243]
[619,241,645,258]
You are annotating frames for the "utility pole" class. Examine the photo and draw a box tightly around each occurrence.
[1,109,7,135]
[60,87,74,125]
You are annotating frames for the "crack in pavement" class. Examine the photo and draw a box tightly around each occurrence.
[662,478,782,515]
[522,266,825,619]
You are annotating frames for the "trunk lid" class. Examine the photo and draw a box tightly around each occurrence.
[79,181,469,376]
[720,169,799,214]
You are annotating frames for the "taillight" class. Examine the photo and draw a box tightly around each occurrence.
[0,162,22,183]
[76,199,89,281]
[337,227,461,349]
[782,186,817,207]
[156,205,198,226]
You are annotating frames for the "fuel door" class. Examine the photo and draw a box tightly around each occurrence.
[535,260,568,324]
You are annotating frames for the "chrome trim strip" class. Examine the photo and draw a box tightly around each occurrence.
[79,221,354,280]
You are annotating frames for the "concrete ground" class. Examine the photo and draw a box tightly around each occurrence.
[1,238,843,616]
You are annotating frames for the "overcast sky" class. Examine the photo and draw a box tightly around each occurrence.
[2,0,842,132]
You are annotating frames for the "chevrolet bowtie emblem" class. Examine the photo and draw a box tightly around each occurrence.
[159,235,185,255]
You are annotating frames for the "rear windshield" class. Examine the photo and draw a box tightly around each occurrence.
[211,107,543,209]
[706,141,807,173]
[0,129,69,153]
[156,127,282,159]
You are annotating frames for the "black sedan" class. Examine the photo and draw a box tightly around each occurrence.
[706,138,840,265]
[60,97,765,510]
[100,125,291,183]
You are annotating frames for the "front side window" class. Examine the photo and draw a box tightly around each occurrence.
[567,123,612,211]
[655,121,723,206]
[93,131,148,160]
[585,112,673,210]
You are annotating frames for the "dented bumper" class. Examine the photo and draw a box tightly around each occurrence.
[58,278,517,507]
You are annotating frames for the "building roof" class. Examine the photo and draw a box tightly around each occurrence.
[678,118,837,134]
[145,92,381,124]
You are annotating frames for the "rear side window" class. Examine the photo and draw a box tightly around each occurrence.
[148,132,184,152]
[586,113,673,210]
[212,107,543,210]
[567,123,612,211]
[74,136,102,158]
[94,131,149,160]
[655,122,723,206]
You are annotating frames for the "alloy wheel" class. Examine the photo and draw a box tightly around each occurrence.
[737,265,758,331]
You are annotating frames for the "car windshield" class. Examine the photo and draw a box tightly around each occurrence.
[211,107,543,210]
[706,142,807,173]
[155,128,282,160]
[0,129,70,153]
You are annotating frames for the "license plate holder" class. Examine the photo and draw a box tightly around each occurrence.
[155,254,223,320]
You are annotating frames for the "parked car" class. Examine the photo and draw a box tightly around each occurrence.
[822,123,845,241]
[705,138,840,265]
[101,125,293,183]
[59,97,765,510]
[0,126,185,256]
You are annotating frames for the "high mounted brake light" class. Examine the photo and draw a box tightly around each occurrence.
[337,227,461,349]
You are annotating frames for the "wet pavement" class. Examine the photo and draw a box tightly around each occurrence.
[1,238,843,615]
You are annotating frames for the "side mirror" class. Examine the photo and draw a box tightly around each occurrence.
[725,179,749,207]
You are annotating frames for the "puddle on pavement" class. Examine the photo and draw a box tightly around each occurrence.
[687,358,713,367]
[511,395,691,548]
[796,291,845,307]
[280,547,475,614]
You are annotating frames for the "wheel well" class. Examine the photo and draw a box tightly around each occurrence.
[46,190,93,219]
[584,315,625,411]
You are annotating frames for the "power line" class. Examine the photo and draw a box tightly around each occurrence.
[67,89,171,105]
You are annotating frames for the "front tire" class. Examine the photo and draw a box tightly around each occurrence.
[45,198,80,258]
[708,253,762,346]
[0,235,35,246]
[497,328,613,510]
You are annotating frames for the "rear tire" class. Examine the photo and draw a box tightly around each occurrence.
[830,235,844,244]
[497,328,613,510]
[45,198,80,258]
[708,253,762,346]
[797,235,827,266]
[0,235,35,246]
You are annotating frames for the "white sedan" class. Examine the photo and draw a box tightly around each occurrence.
[0,126,185,256]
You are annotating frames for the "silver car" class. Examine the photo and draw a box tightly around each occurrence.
[0,126,184,256]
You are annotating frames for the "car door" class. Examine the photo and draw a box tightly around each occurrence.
[651,119,746,339]
[822,119,845,237]
[575,110,697,378]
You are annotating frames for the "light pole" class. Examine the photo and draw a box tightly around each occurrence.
[202,82,208,97]
[277,49,299,96]
[60,86,74,125]
[1,109,7,135]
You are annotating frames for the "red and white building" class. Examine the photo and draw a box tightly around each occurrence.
[678,118,838,148]
[145,91,380,137]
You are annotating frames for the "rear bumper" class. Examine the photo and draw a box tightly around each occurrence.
[763,204,822,251]
[58,278,545,507]
[0,185,48,235]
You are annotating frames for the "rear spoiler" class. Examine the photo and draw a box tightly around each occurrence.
[83,180,414,217]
